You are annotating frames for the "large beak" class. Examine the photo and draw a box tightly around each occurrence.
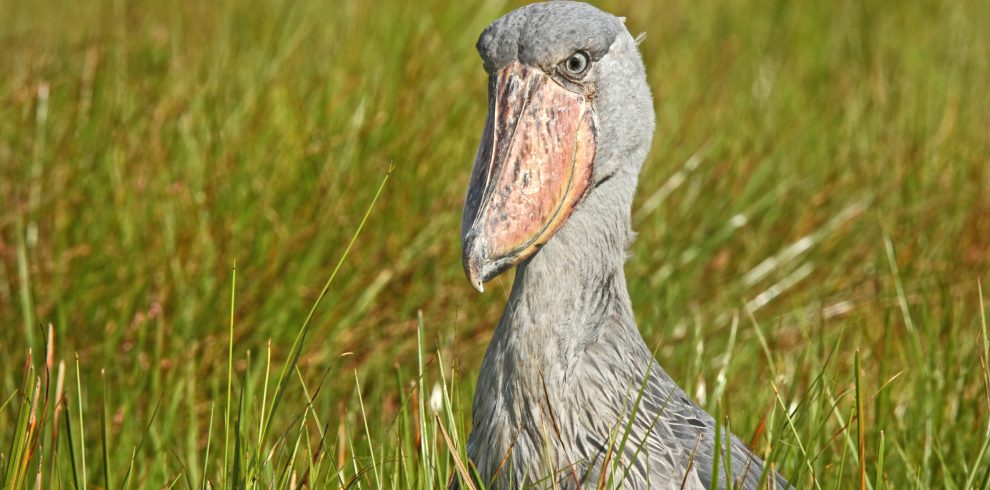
[461,61,597,292]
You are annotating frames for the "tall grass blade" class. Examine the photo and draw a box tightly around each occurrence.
[224,262,237,486]
[416,312,433,489]
[354,371,382,489]
[63,400,80,490]
[855,350,865,490]
[200,403,215,490]
[711,403,722,490]
[75,356,87,490]
[874,430,884,490]
[256,166,391,461]
[99,370,112,490]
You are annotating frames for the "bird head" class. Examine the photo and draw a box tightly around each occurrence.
[461,1,655,292]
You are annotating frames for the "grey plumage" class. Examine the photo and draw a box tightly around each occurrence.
[458,2,790,489]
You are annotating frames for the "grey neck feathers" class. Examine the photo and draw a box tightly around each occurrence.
[493,160,645,373]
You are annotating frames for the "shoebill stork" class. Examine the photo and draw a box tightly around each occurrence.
[458,2,789,489]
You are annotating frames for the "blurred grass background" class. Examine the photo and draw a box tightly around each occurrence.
[1,0,989,487]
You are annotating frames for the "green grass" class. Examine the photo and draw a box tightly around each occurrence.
[1,0,989,487]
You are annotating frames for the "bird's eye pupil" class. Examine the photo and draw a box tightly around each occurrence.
[565,52,588,75]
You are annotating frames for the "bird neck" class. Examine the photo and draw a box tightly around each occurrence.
[495,167,642,368]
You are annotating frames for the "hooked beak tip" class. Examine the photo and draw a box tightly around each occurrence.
[463,243,487,293]
[471,277,485,294]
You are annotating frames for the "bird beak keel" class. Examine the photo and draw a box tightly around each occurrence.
[461,61,597,292]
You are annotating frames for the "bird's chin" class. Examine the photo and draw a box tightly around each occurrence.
[460,61,598,293]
